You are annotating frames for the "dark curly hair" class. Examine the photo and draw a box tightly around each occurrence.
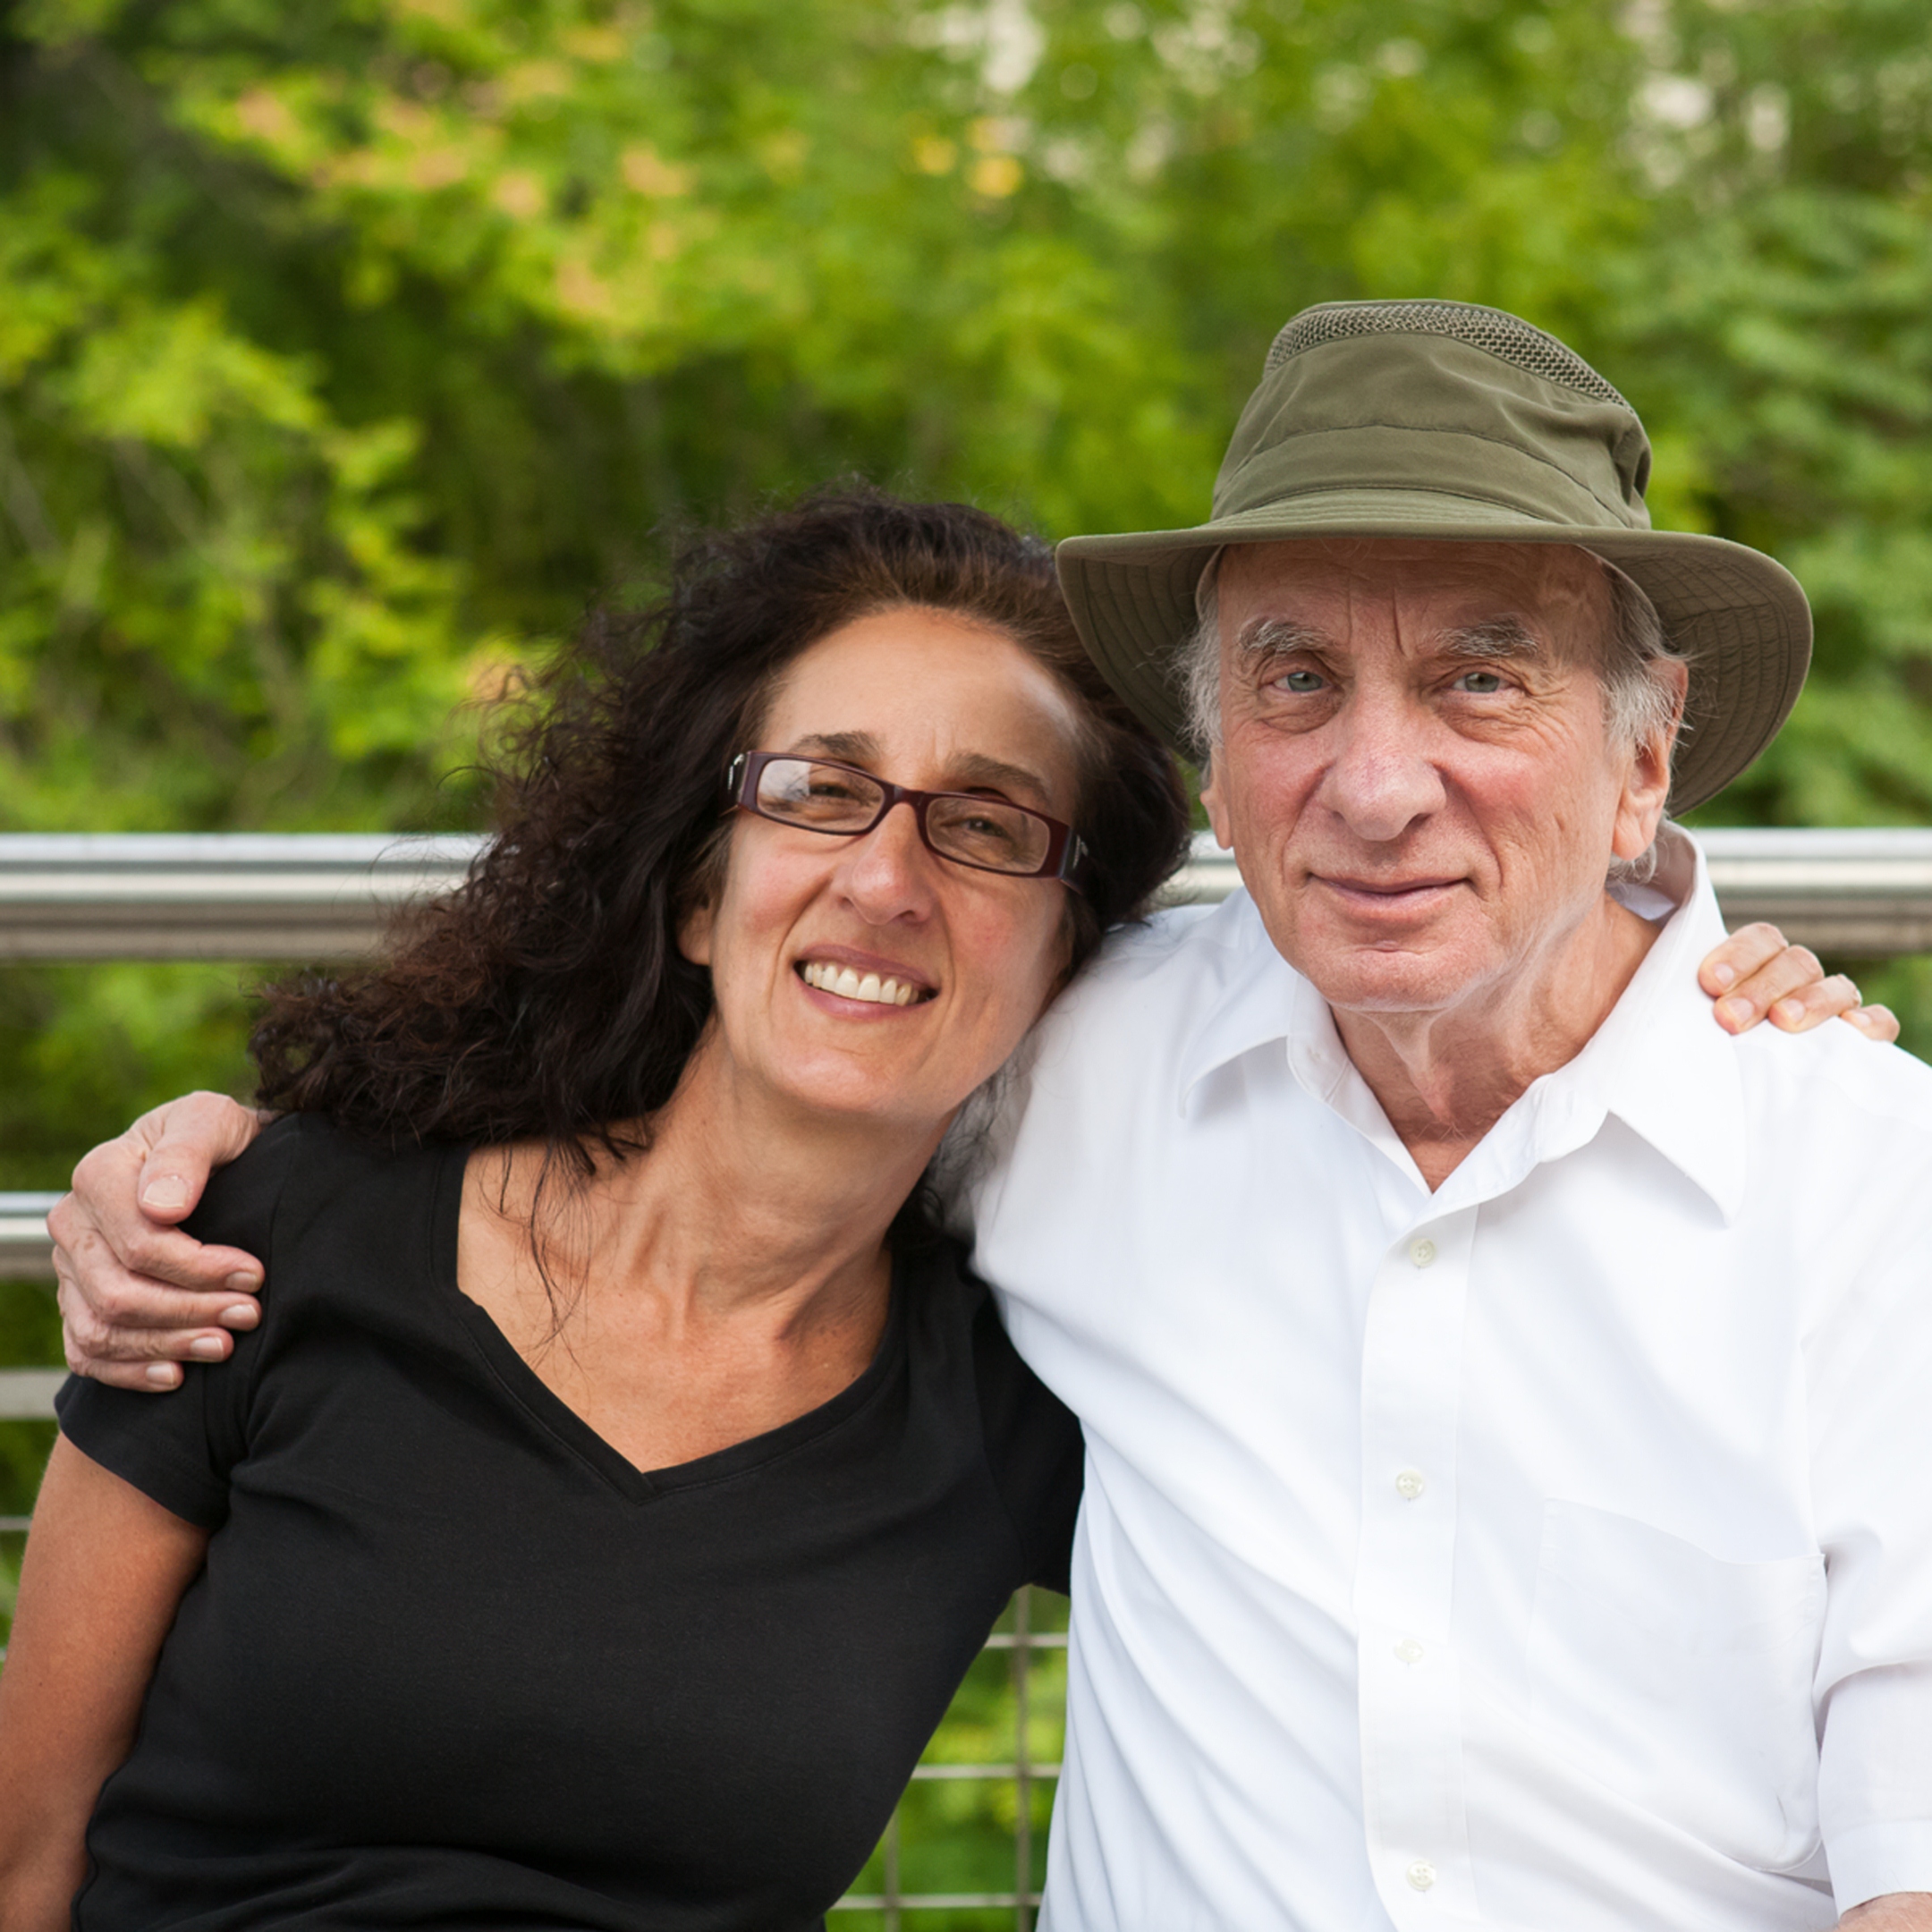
[251,487,1191,1170]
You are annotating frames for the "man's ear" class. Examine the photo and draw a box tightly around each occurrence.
[1199,753,1235,852]
[1610,660,1688,862]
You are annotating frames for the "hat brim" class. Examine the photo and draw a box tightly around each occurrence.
[1056,496,1811,814]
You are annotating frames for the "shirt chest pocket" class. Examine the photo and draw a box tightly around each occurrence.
[1525,1499,1826,1873]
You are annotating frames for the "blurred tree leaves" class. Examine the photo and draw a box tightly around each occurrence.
[0,0,1929,1179]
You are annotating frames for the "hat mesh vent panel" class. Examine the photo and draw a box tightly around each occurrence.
[1266,301,1632,412]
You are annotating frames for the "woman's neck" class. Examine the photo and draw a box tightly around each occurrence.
[458,1043,945,1471]
[610,1038,941,1313]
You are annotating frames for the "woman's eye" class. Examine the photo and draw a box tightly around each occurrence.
[1453,669,1507,694]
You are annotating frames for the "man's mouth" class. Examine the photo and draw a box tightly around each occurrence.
[798,961,934,1007]
[1318,875,1462,900]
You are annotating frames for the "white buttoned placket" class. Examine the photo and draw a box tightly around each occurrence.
[1355,1204,1482,1927]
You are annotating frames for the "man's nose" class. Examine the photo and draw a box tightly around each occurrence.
[835,801,938,920]
[1313,692,1445,843]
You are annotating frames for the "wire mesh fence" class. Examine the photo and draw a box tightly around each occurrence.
[832,1586,1067,1928]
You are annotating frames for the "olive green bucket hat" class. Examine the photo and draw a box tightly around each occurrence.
[1055,299,1811,812]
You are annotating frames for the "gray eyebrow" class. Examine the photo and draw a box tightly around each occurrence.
[1441,616,1549,661]
[1230,611,1555,675]
[1232,617,1329,667]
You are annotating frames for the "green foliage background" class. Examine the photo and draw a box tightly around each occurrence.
[5,0,1932,1162]
[2,0,1930,1913]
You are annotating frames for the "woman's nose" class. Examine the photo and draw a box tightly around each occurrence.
[836,801,938,919]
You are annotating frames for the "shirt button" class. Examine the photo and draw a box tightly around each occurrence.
[1406,1860,1436,1892]
[1410,1238,1437,1268]
[1395,1469,1427,1500]
[1394,1637,1426,1665]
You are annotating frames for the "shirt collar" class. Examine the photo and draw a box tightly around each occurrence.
[1174,891,1304,1111]
[1173,827,1748,1220]
[1560,832,1749,1222]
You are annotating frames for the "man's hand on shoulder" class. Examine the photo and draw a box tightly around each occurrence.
[50,1093,272,1392]
[1843,1894,1932,1928]
[1699,922,1899,1042]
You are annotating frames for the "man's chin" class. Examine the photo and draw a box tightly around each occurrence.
[1292,938,1488,1018]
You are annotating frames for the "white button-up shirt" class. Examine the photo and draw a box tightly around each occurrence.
[967,835,1932,1930]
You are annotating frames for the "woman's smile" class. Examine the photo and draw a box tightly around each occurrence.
[796,952,937,1007]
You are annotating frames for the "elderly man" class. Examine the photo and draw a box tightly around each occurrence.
[967,302,1932,1929]
[48,303,1932,1930]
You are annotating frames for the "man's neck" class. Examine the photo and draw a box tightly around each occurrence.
[1328,894,1664,1190]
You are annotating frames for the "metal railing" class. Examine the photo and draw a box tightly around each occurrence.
[0,834,483,960]
[4,825,1930,1925]
[4,826,1932,960]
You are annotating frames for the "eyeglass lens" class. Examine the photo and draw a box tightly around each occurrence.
[752,756,1054,875]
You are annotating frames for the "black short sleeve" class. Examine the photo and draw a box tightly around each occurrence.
[55,1115,305,1530]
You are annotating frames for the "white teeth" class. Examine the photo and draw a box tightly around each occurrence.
[801,962,927,1006]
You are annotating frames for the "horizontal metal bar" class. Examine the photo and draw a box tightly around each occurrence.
[0,1195,58,1280]
[1695,827,1932,955]
[978,1631,1067,1649]
[908,1763,1061,1781]
[0,1370,64,1419]
[4,827,1932,960]
[0,835,485,960]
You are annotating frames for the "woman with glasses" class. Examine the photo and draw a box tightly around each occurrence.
[0,488,1191,1932]
[0,487,1854,1932]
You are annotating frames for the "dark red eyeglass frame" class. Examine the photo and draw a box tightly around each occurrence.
[725,751,1088,888]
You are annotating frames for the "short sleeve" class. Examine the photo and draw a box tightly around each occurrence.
[55,1115,305,1530]
[966,1253,1084,1596]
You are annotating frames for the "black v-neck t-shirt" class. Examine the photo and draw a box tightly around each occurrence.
[55,1114,1081,1931]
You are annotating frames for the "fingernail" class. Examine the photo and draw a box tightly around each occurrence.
[224,1272,261,1297]
[143,1363,182,1388]
[188,1336,227,1361]
[140,1176,191,1211]
[1709,962,1736,989]
[219,1303,258,1330]
[1774,998,1804,1026]
[1719,997,1752,1028]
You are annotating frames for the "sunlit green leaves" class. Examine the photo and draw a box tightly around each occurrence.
[4,0,1932,1154]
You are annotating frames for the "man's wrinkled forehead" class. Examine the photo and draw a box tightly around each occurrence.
[1216,536,1611,655]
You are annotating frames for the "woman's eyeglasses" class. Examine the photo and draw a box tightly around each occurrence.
[727,752,1087,886]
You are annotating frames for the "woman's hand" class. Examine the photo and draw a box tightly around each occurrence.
[0,1438,208,1930]
[49,1093,271,1392]
[1699,924,1899,1041]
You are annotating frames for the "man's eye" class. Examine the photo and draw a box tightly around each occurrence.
[1275,668,1326,694]
[1453,669,1507,694]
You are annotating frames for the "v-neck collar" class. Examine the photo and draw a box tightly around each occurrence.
[427,1141,908,1505]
